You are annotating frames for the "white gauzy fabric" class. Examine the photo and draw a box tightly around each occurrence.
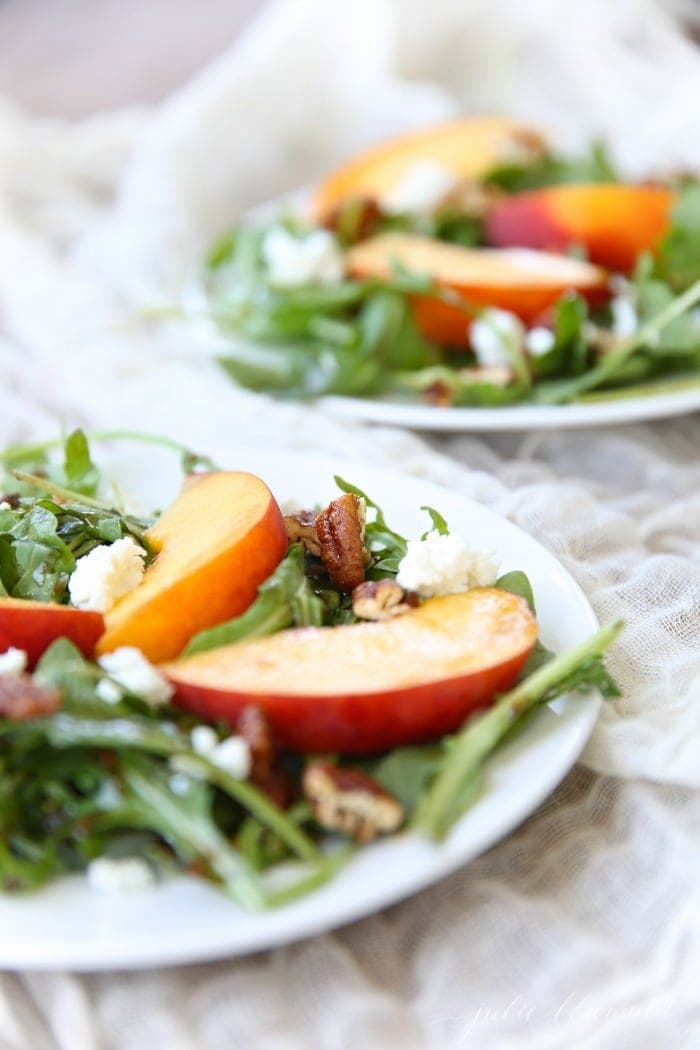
[0,1,699,1047]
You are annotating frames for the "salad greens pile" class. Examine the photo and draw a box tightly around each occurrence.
[198,142,700,408]
[0,432,621,906]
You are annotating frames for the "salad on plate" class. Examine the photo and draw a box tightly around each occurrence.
[197,117,700,410]
[0,431,619,906]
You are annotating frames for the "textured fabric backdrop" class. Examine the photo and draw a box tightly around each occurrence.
[0,1,699,1047]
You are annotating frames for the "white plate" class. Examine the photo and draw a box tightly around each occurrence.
[0,444,602,971]
[320,386,700,431]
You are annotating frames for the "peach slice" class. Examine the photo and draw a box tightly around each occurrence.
[486,184,674,273]
[165,588,538,753]
[97,472,288,663]
[313,117,547,221]
[347,232,608,344]
[0,597,104,668]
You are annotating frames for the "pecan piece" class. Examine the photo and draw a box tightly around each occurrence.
[352,579,418,621]
[303,761,404,844]
[0,675,61,720]
[316,493,370,593]
[283,510,321,557]
[236,705,294,809]
[0,493,20,509]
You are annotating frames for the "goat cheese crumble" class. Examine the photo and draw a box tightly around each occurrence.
[525,326,555,357]
[470,309,525,368]
[0,647,28,676]
[262,227,344,286]
[382,161,459,215]
[97,647,173,707]
[0,501,11,512]
[68,537,146,614]
[610,295,638,338]
[87,856,157,894]
[190,726,251,780]
[397,530,499,598]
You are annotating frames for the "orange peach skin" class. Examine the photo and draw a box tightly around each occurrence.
[347,232,609,344]
[165,589,538,753]
[97,472,288,663]
[0,597,104,668]
[313,117,547,221]
[486,184,674,274]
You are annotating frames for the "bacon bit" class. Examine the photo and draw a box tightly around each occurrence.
[303,761,404,843]
[316,493,370,593]
[0,675,61,720]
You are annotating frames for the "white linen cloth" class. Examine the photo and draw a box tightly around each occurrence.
[0,1,699,1046]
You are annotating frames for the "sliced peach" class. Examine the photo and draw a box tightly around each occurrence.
[97,472,288,663]
[486,184,674,273]
[165,588,538,753]
[0,597,104,667]
[313,117,547,221]
[347,232,608,344]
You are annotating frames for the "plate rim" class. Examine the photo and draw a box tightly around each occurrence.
[0,446,602,971]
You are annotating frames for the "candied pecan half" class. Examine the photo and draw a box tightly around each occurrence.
[283,510,321,557]
[0,675,61,720]
[316,493,370,593]
[351,579,418,621]
[303,761,404,844]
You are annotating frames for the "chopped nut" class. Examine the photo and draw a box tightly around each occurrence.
[303,761,404,844]
[0,675,61,720]
[459,365,514,387]
[321,196,383,242]
[352,579,418,621]
[236,705,294,809]
[424,380,453,407]
[316,493,370,593]
[442,178,502,217]
[284,510,321,557]
[0,493,20,509]
[236,705,275,781]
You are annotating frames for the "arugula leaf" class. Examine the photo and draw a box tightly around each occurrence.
[185,545,323,654]
[657,182,700,292]
[59,430,100,497]
[485,142,618,193]
[530,294,589,379]
[421,505,449,538]
[496,570,536,612]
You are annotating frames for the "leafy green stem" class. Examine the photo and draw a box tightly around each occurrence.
[414,621,623,840]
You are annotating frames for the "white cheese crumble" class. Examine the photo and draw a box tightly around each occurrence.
[262,227,344,286]
[525,326,555,357]
[87,856,157,894]
[610,296,638,338]
[68,537,146,614]
[189,726,251,780]
[470,309,525,368]
[97,647,174,707]
[0,501,11,512]
[0,647,28,676]
[210,736,252,780]
[190,725,219,755]
[95,677,124,705]
[397,531,499,598]
[382,161,459,215]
